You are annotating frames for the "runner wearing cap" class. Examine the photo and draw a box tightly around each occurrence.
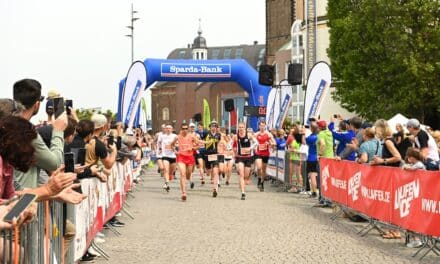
[170,123,198,201]
[202,121,222,197]
[157,124,177,192]
[254,121,276,191]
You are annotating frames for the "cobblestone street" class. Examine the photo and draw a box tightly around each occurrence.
[94,169,438,264]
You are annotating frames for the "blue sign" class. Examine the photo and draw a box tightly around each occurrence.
[160,63,232,78]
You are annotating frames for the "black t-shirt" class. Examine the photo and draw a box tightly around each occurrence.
[415,129,429,149]
[85,136,108,166]
[204,132,221,154]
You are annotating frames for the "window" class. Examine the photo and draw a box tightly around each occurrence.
[224,48,232,59]
[201,52,204,59]
[162,108,169,121]
[211,49,220,59]
[178,50,186,59]
[235,48,243,59]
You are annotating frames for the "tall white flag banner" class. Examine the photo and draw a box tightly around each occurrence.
[303,62,332,124]
[121,61,147,132]
[266,87,293,130]
[265,88,278,129]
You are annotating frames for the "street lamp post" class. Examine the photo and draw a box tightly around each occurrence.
[125,3,139,63]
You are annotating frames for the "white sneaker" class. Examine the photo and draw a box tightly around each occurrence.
[406,239,423,248]
[115,212,122,217]
[94,237,105,244]
[88,247,102,257]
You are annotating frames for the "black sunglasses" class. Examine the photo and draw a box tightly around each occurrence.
[181,127,189,130]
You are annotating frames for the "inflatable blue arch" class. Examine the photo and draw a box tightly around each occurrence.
[117,59,271,131]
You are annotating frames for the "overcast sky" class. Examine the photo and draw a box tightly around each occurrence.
[0,0,265,122]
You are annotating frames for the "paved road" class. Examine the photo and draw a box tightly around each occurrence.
[93,168,438,264]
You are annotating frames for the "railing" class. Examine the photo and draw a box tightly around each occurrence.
[1,157,145,263]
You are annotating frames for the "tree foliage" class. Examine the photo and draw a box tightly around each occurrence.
[75,109,116,121]
[327,0,440,127]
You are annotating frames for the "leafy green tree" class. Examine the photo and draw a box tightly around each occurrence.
[75,109,117,121]
[327,0,440,128]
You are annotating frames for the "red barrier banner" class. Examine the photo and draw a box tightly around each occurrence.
[320,158,440,237]
[320,159,348,205]
[392,170,440,236]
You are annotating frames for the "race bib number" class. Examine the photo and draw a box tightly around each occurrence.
[258,144,268,151]
[240,147,251,155]
[207,154,218,162]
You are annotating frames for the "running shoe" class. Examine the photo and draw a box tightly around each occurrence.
[80,252,95,262]
[181,194,187,202]
[163,183,170,192]
[201,180,205,185]
[212,189,218,197]
[109,219,125,227]
[260,182,264,192]
[218,183,221,188]
[225,181,229,186]
[241,193,246,200]
[190,182,195,189]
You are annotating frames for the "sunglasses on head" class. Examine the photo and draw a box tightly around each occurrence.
[39,95,45,102]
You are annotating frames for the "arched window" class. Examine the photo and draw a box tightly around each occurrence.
[162,107,169,121]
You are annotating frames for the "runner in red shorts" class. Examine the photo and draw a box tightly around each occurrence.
[254,120,276,191]
[171,123,198,201]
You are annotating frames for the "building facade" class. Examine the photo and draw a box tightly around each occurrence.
[267,0,351,123]
[150,27,265,131]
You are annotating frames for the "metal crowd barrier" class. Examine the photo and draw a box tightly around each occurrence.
[1,200,66,264]
[0,156,150,264]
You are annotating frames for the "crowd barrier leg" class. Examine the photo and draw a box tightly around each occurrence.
[124,201,131,208]
[357,218,385,237]
[127,191,136,199]
[330,208,344,221]
[105,223,121,236]
[90,240,110,260]
[413,236,440,260]
[122,207,135,220]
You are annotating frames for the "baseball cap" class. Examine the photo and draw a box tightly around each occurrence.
[122,135,137,147]
[189,123,195,127]
[406,118,420,129]
[47,89,60,100]
[91,114,107,129]
[210,120,218,127]
[317,120,327,129]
